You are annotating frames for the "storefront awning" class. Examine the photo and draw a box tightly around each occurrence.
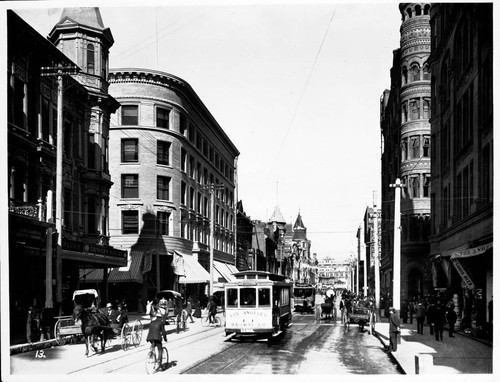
[213,261,238,283]
[80,251,144,284]
[177,252,210,284]
[451,243,493,259]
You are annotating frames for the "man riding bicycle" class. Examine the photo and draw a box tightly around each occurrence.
[146,310,167,372]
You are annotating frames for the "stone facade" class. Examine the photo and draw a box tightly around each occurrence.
[427,3,493,339]
[380,3,433,304]
[105,68,239,303]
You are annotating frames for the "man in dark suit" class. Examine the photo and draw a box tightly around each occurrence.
[388,307,400,352]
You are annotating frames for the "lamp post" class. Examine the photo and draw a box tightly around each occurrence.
[41,64,79,314]
[390,178,402,312]
[205,183,224,296]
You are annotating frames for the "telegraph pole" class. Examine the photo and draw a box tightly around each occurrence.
[373,197,380,320]
[205,183,224,296]
[41,64,79,314]
[390,178,402,312]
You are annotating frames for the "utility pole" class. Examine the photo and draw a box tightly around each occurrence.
[205,183,224,296]
[390,178,402,312]
[361,222,367,298]
[41,64,79,314]
[373,196,380,320]
[368,192,381,320]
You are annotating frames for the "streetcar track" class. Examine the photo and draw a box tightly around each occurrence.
[181,338,258,374]
[67,327,223,374]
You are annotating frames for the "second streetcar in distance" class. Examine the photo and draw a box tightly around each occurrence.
[293,283,316,313]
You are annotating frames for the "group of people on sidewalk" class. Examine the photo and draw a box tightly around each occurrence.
[412,298,457,340]
[386,297,458,352]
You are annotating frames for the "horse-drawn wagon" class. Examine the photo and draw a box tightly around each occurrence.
[147,289,188,333]
[54,289,143,356]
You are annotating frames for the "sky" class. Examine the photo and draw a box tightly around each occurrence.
[5,0,403,261]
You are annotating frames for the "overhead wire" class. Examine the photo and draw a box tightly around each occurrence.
[269,6,337,175]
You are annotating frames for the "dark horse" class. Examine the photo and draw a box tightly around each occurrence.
[73,305,110,356]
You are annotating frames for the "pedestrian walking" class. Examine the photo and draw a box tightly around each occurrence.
[426,299,436,335]
[401,299,408,324]
[434,300,446,341]
[186,296,195,323]
[415,300,425,334]
[26,306,36,343]
[446,302,457,337]
[193,299,202,319]
[408,300,415,324]
[387,307,400,352]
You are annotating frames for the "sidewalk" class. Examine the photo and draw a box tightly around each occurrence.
[373,317,493,374]
[9,310,217,356]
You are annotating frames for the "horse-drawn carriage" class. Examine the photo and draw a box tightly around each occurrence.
[54,289,143,356]
[320,289,336,319]
[146,289,188,333]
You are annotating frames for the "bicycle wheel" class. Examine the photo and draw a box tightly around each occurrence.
[160,347,169,370]
[214,316,221,327]
[121,323,130,351]
[145,348,156,374]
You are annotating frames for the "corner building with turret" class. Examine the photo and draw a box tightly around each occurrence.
[380,3,433,304]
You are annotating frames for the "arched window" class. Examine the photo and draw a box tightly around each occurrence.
[415,5,422,16]
[407,7,412,19]
[423,98,431,119]
[87,44,95,74]
[411,64,420,82]
[422,64,430,81]
[401,139,408,161]
[410,99,420,120]
[424,4,430,16]
[402,103,408,122]
[402,67,408,85]
[411,136,420,158]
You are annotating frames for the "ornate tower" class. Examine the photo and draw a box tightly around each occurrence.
[47,8,119,240]
[398,3,432,300]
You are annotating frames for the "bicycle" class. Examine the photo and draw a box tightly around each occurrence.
[176,310,188,333]
[145,342,169,374]
[202,313,221,327]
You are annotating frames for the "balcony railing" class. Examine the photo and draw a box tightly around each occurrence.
[9,199,44,220]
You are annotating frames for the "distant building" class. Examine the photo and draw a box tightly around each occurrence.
[428,3,493,338]
[317,257,352,292]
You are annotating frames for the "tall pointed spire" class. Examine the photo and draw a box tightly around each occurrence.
[269,206,286,224]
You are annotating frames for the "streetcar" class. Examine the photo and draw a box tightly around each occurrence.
[293,283,316,312]
[224,271,293,341]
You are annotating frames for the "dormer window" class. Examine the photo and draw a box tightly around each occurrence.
[87,43,95,74]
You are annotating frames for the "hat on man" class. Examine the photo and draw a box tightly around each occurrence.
[106,303,112,308]
[389,307,395,313]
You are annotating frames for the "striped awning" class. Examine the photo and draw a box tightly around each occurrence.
[213,261,238,283]
[80,251,144,284]
[177,253,210,284]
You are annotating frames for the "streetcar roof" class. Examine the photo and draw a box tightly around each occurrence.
[232,270,291,282]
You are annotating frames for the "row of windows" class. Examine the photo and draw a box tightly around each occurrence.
[401,98,431,123]
[402,4,430,21]
[402,64,430,85]
[120,104,234,183]
[121,138,234,207]
[402,173,431,199]
[401,135,431,161]
[121,174,233,229]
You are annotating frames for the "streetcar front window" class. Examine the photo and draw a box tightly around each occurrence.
[241,288,256,307]
[226,288,238,307]
[258,288,271,307]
